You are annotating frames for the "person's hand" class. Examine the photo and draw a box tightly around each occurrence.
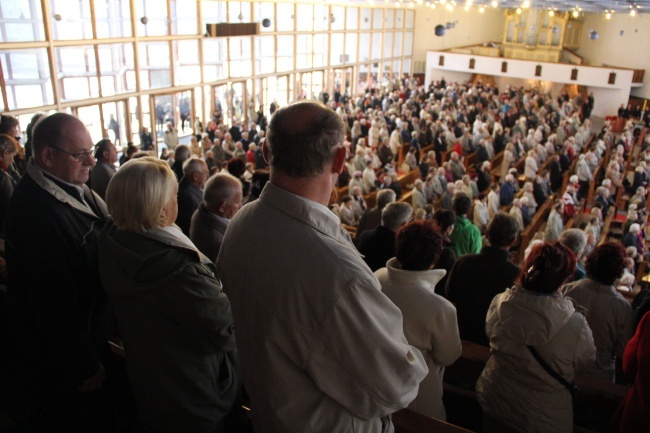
[78,363,105,392]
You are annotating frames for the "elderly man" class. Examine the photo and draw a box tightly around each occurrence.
[449,151,466,181]
[88,138,118,200]
[190,172,243,264]
[176,158,209,235]
[5,113,113,431]
[216,101,427,433]
[357,201,413,272]
[356,188,396,238]
[412,179,427,212]
[163,121,178,150]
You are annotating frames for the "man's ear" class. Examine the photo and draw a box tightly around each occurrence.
[262,139,270,165]
[41,147,56,168]
[331,146,346,174]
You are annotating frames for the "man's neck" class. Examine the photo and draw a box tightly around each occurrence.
[270,170,334,207]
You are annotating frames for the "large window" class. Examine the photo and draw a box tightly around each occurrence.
[0,0,415,120]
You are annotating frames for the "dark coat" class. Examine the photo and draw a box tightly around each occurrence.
[176,177,203,236]
[189,203,229,264]
[356,207,383,239]
[5,161,111,397]
[99,222,239,433]
[445,246,520,346]
[356,225,396,272]
[500,181,515,207]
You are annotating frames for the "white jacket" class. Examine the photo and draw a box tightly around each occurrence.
[476,287,596,433]
[375,259,461,420]
[217,183,428,433]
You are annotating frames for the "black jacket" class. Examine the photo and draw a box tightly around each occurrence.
[356,225,396,272]
[5,161,112,396]
[445,246,521,346]
[176,177,203,236]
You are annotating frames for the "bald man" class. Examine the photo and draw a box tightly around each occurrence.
[5,113,113,431]
[189,172,243,263]
[217,101,427,433]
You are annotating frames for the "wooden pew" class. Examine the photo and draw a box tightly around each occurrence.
[598,206,616,245]
[517,194,556,264]
[393,409,474,433]
[443,340,628,433]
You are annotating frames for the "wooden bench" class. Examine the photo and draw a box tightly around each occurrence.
[393,409,474,433]
[517,194,556,264]
[443,340,628,433]
[598,206,616,245]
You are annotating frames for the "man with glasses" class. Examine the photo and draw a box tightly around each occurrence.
[175,157,209,236]
[5,113,114,431]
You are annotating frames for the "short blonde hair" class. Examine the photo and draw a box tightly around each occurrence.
[106,157,177,233]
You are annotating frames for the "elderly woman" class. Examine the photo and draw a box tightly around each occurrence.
[477,242,596,433]
[375,221,461,420]
[544,200,565,242]
[563,243,634,382]
[98,157,240,432]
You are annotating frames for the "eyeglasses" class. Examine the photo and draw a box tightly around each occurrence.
[49,145,94,162]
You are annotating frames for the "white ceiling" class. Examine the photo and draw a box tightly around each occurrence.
[371,0,646,14]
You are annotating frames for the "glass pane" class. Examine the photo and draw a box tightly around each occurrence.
[171,0,197,35]
[373,9,383,30]
[228,2,251,23]
[136,0,169,37]
[174,40,200,86]
[394,32,403,56]
[395,9,405,29]
[102,101,126,145]
[56,46,98,101]
[385,9,394,30]
[228,37,252,78]
[254,36,275,74]
[404,32,413,56]
[359,64,368,93]
[296,4,312,31]
[95,0,132,38]
[77,105,102,143]
[296,35,312,70]
[0,0,45,42]
[371,33,381,60]
[203,38,227,82]
[50,0,92,40]
[313,34,327,68]
[97,43,136,96]
[382,61,391,84]
[313,4,326,32]
[359,33,370,62]
[344,33,357,64]
[202,0,227,24]
[139,42,171,89]
[276,3,294,31]
[346,7,358,30]
[393,60,400,79]
[331,6,344,31]
[255,2,274,33]
[383,32,393,58]
[276,35,293,72]
[330,34,344,66]
[360,8,371,30]
[403,58,411,75]
[405,10,415,28]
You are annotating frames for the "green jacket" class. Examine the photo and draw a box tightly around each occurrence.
[449,215,482,258]
[98,221,239,433]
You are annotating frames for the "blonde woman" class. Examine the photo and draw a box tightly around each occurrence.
[98,157,240,432]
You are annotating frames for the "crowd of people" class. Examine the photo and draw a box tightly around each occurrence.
[0,74,648,433]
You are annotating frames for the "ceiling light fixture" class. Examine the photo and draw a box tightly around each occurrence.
[491,0,498,7]
[630,8,637,16]
[522,0,530,9]
[516,7,522,14]
[549,10,554,17]
[479,6,485,13]
[605,12,611,19]
[572,10,579,18]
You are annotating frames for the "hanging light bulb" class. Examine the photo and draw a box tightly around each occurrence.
[446,3,453,11]
[440,0,446,4]
[491,0,498,7]
[479,6,485,13]
[549,10,554,17]
[522,0,530,9]
[572,10,579,18]
[464,5,469,11]
[630,9,637,17]
[516,7,522,14]
[605,12,611,19]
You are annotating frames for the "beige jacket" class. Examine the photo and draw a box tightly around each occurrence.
[217,183,428,433]
[375,260,461,420]
[476,287,596,433]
